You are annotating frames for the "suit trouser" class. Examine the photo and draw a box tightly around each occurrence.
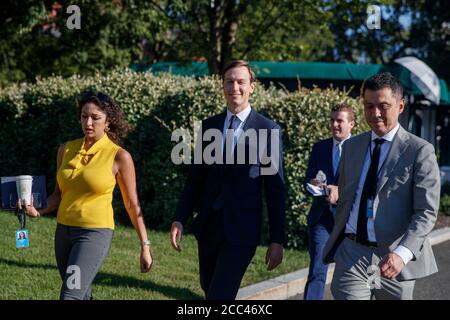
[304,210,334,300]
[55,223,113,300]
[331,237,415,300]
[197,210,257,300]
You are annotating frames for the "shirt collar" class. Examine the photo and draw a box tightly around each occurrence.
[68,134,110,170]
[81,133,110,154]
[333,134,351,147]
[226,105,252,124]
[371,123,400,143]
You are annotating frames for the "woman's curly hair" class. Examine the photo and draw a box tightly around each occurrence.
[77,91,132,146]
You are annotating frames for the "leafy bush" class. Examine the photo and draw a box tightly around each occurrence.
[440,183,450,216]
[0,69,368,249]
[440,195,450,217]
[442,182,450,196]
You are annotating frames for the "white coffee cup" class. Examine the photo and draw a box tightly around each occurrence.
[16,175,33,206]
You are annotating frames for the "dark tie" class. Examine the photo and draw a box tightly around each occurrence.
[213,115,239,210]
[222,115,240,164]
[356,138,385,242]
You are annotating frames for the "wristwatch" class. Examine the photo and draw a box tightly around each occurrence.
[141,240,151,247]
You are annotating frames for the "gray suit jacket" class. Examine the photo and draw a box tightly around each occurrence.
[323,126,440,280]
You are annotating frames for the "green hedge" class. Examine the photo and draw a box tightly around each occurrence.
[441,183,450,216]
[0,70,368,249]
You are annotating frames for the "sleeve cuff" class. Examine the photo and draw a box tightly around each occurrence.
[393,245,414,265]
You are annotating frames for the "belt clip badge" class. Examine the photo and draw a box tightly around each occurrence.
[16,230,29,248]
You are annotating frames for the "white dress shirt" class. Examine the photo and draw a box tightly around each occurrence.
[344,123,413,265]
[222,105,252,150]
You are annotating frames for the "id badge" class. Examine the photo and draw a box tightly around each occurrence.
[366,199,374,218]
[16,230,29,248]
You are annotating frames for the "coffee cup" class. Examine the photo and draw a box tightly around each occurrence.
[16,175,33,206]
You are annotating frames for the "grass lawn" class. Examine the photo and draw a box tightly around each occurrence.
[0,210,309,300]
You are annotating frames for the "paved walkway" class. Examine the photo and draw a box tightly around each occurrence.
[237,227,450,300]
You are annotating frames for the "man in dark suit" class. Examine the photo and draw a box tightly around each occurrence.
[323,72,440,299]
[170,60,286,300]
[303,103,355,300]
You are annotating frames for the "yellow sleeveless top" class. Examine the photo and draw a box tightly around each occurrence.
[56,134,121,229]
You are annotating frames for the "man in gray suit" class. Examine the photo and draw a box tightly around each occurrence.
[323,72,440,300]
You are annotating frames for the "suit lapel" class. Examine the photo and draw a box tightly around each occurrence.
[325,139,335,183]
[342,132,371,202]
[206,110,226,168]
[241,107,257,131]
[213,110,227,131]
[353,132,371,184]
[376,126,410,194]
[235,107,257,154]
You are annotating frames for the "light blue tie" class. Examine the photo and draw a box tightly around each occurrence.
[333,142,342,176]
[225,115,241,149]
[330,142,342,216]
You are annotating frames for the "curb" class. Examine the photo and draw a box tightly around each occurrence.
[236,227,450,300]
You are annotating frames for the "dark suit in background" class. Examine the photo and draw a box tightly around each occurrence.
[303,138,336,299]
[302,104,355,300]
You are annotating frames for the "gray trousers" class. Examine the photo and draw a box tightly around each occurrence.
[331,237,415,300]
[55,223,113,300]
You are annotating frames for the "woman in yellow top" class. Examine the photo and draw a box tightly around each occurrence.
[22,91,152,299]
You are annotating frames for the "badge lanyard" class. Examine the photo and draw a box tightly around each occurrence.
[16,206,29,248]
[17,206,26,229]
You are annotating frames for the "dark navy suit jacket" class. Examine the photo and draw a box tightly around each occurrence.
[175,108,286,246]
[304,138,338,226]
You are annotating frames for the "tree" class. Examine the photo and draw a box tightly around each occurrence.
[149,0,334,74]
[0,0,47,85]
[1,0,337,83]
[327,0,450,82]
[0,0,173,87]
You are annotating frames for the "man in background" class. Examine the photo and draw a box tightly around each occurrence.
[303,103,355,300]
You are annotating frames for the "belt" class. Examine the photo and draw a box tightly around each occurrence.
[345,233,377,248]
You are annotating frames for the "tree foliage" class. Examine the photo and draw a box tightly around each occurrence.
[1,0,448,85]
[0,0,172,86]
[328,0,450,82]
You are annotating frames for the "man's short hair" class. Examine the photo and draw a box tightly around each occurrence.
[361,72,404,99]
[331,103,355,122]
[221,60,256,83]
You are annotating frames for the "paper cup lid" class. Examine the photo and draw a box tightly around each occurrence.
[16,175,33,180]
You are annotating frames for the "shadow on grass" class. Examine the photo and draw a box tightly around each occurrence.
[95,273,203,300]
[0,257,56,271]
[0,258,202,300]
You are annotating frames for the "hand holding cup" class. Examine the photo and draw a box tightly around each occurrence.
[17,194,40,218]
[15,176,40,218]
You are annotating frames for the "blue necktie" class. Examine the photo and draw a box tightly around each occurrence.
[223,115,240,163]
[224,115,240,147]
[333,142,342,177]
[330,142,342,216]
[213,115,240,211]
